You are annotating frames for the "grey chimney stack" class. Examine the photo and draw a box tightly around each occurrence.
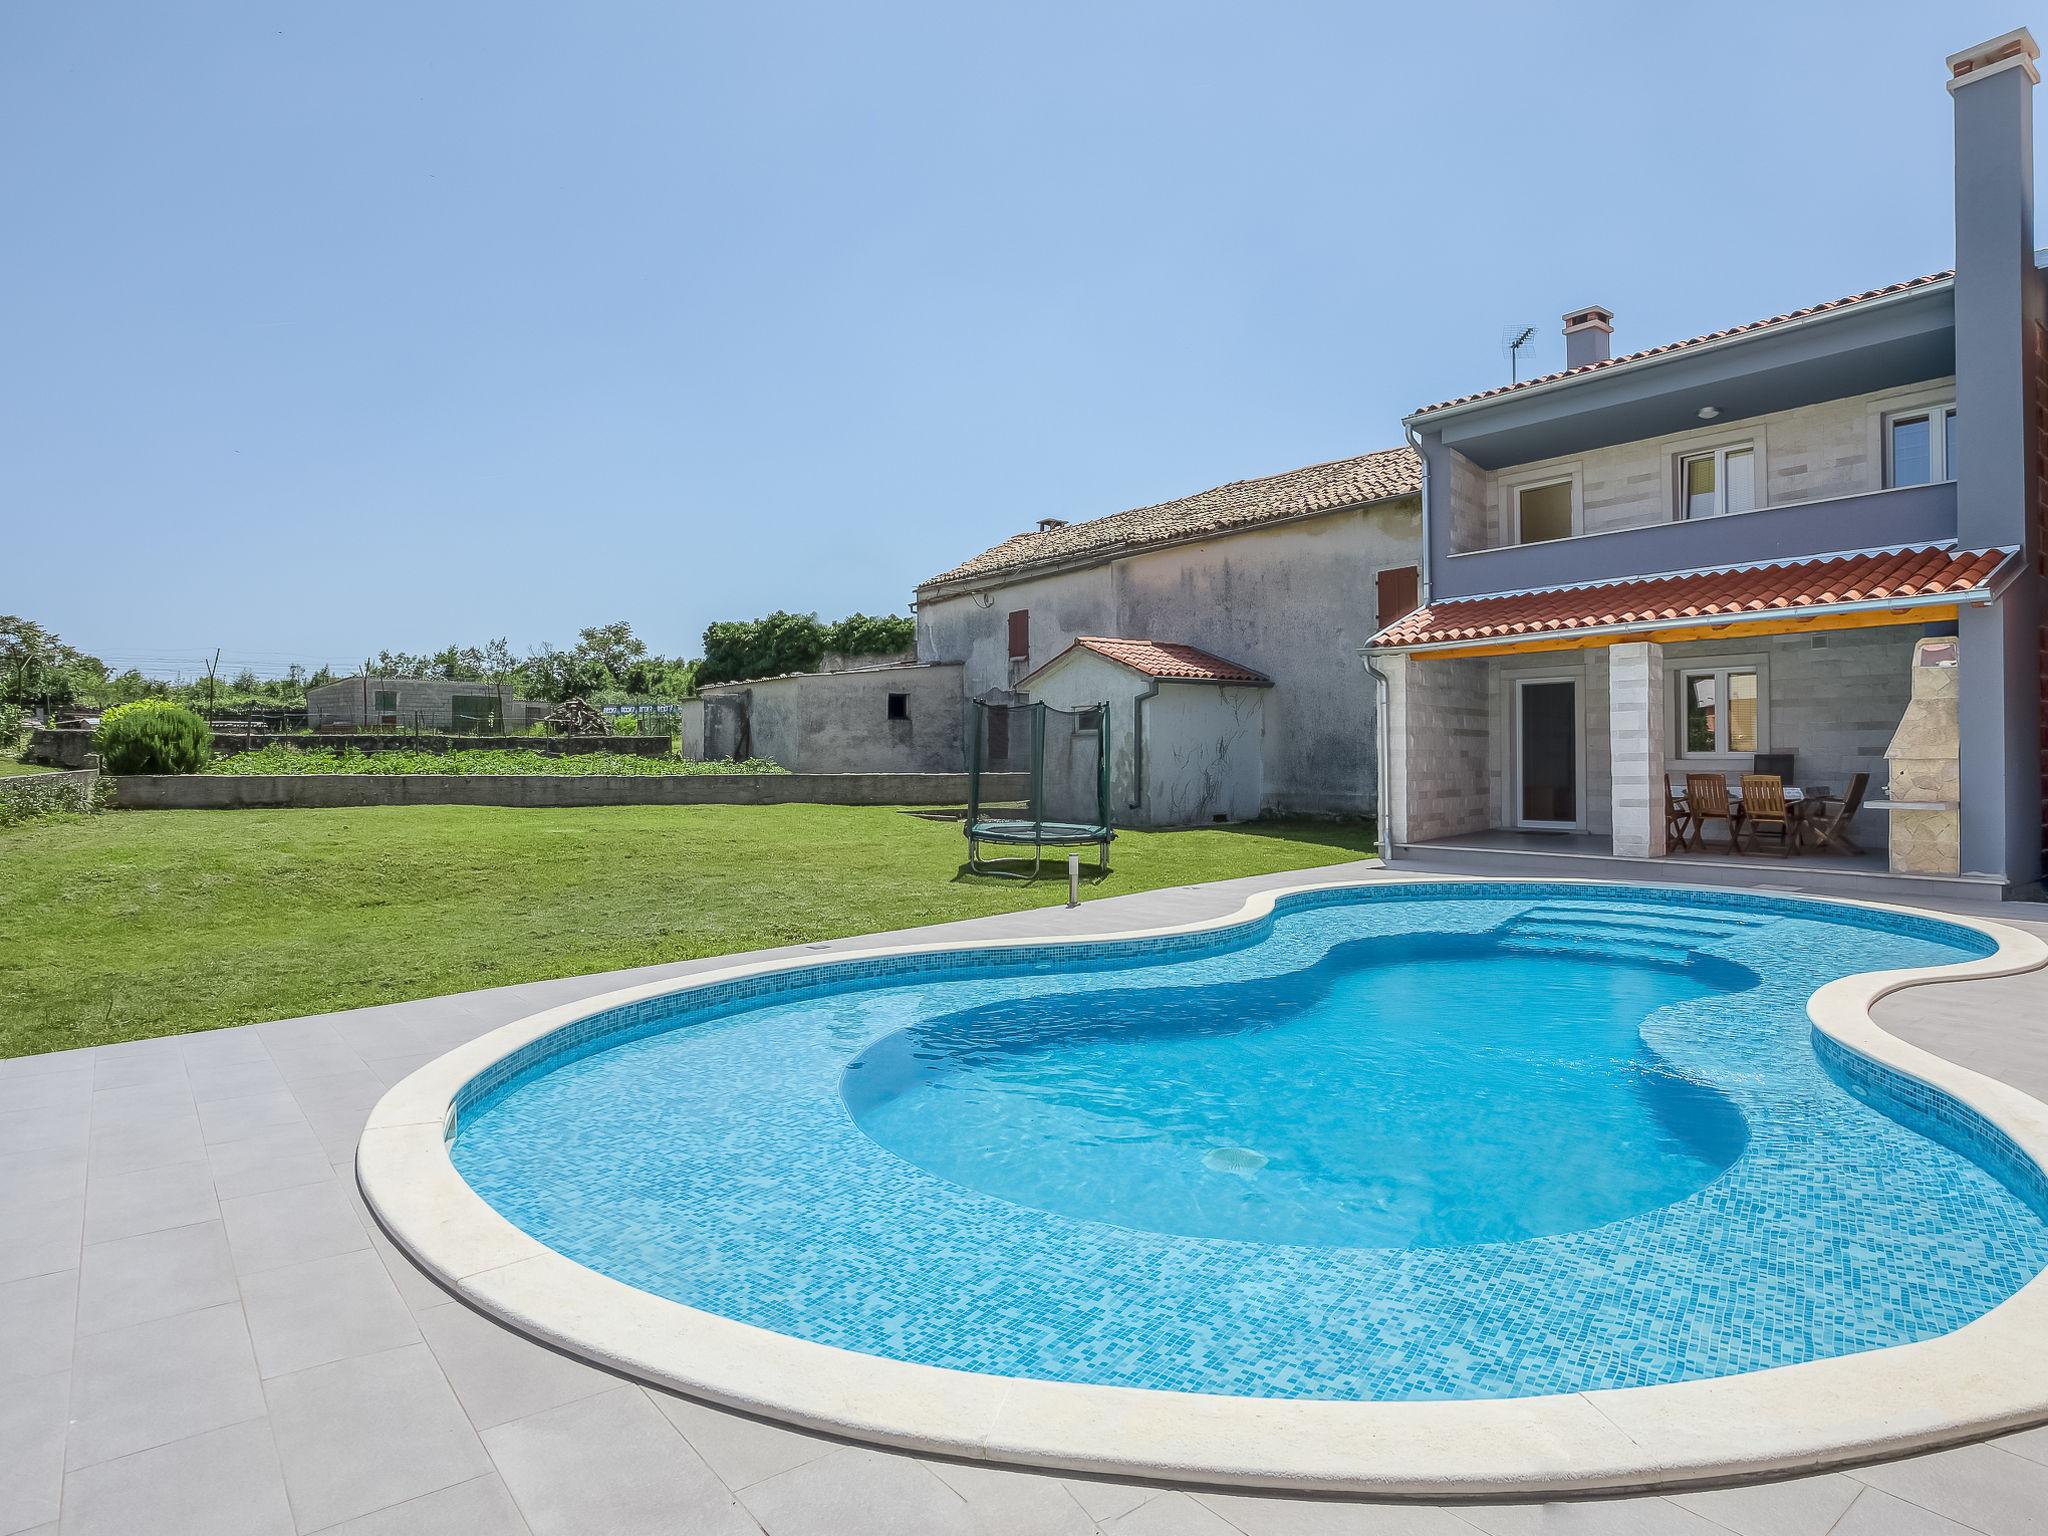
[1562,306,1614,370]
[1946,26,2038,551]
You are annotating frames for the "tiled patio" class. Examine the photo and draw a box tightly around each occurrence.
[5,861,2048,1535]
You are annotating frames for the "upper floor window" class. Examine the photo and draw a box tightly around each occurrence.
[1511,476,1577,544]
[1678,444,1757,520]
[1885,404,1957,486]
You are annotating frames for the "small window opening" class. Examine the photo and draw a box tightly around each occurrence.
[886,692,909,721]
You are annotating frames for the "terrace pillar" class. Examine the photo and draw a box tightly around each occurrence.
[1608,641,1666,859]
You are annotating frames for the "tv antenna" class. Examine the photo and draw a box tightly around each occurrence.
[1501,324,1538,383]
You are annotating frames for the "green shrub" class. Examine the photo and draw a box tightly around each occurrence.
[93,701,212,775]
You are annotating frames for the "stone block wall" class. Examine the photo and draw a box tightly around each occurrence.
[1608,642,1667,857]
[1386,654,1490,844]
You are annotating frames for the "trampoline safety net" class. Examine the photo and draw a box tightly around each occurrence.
[965,700,1114,877]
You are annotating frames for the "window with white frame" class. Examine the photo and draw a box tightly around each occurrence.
[1885,403,1958,487]
[1509,475,1576,544]
[1676,443,1757,520]
[1675,663,1765,757]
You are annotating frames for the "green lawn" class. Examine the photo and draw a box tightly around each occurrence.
[0,756,51,776]
[0,805,1375,1057]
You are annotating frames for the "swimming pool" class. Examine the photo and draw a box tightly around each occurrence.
[441,882,2048,1405]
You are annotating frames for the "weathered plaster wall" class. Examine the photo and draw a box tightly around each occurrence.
[915,567,1116,698]
[916,498,1420,816]
[303,679,548,731]
[1025,648,1266,827]
[696,665,965,774]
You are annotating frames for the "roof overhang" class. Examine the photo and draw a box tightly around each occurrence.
[1406,281,1955,469]
[1368,546,2015,661]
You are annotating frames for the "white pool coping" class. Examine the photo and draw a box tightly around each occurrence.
[357,876,2048,1496]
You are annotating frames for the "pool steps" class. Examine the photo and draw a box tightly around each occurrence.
[1494,901,1770,964]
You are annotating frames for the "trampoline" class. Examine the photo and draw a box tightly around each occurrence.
[965,699,1114,878]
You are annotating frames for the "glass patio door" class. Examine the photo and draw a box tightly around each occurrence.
[1514,678,1579,829]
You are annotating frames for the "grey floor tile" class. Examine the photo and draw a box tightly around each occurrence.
[1998,1423,2048,1466]
[0,1144,89,1215]
[924,1457,1102,1535]
[263,1342,491,1531]
[75,1220,237,1335]
[0,1047,93,1079]
[89,1078,196,1127]
[0,1105,89,1159]
[206,1123,335,1201]
[1828,1486,1981,1535]
[362,1051,439,1088]
[309,1472,533,1535]
[0,1069,91,1116]
[186,1059,288,1105]
[1102,1489,1241,1535]
[649,1390,838,1491]
[1063,1478,1159,1524]
[219,1181,369,1277]
[740,1444,975,1536]
[1850,1440,2048,1535]
[303,1102,373,1162]
[1668,1471,1863,1535]
[289,1068,389,1118]
[0,1192,83,1287]
[66,1303,266,1471]
[58,1418,294,1536]
[81,1157,218,1243]
[1456,1497,1729,1534]
[415,1302,615,1432]
[1202,1489,1485,1533]
[241,1249,421,1379]
[363,1221,454,1314]
[180,1027,270,1069]
[266,1039,370,1086]
[0,1270,76,1384]
[87,1041,186,1090]
[86,1113,205,1177]
[0,1370,68,1536]
[483,1386,758,1536]
[198,1090,308,1147]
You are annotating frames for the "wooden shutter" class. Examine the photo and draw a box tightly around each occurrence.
[1376,566,1420,626]
[1007,609,1030,661]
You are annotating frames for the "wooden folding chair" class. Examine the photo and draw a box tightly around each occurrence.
[1737,775,1794,856]
[1803,772,1869,856]
[1684,773,1739,854]
[1664,774,1692,851]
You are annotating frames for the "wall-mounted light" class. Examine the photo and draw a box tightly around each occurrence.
[1697,406,1721,420]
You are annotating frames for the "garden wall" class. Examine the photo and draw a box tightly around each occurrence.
[0,766,99,818]
[27,729,674,769]
[110,771,1030,811]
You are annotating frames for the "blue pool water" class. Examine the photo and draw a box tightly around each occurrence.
[452,883,2048,1400]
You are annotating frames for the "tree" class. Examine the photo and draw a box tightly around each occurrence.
[696,609,914,686]
[0,616,105,709]
[574,621,647,679]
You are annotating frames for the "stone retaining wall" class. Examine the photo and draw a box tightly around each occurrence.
[27,730,673,770]
[110,771,1031,811]
[0,765,99,817]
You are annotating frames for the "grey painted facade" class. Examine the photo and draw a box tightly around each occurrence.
[917,499,1422,816]
[1385,29,2047,893]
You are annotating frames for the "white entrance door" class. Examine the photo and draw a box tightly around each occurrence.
[1513,677,1580,830]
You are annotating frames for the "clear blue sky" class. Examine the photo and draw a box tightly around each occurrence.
[2,2,2035,680]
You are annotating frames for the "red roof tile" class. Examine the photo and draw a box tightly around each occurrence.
[1369,546,2008,650]
[1409,273,1954,417]
[1032,637,1273,685]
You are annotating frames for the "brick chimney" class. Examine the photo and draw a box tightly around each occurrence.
[1562,305,1614,370]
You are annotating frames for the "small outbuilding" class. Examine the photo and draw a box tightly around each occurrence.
[687,661,966,773]
[1020,637,1270,827]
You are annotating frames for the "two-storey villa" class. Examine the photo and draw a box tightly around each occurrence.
[1368,28,2048,899]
